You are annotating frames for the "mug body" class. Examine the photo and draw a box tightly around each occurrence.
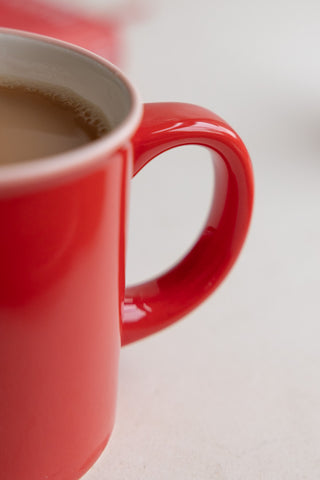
[0,29,141,480]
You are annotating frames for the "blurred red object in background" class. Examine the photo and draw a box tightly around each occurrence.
[0,0,126,64]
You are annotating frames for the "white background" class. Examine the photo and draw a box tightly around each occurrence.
[62,0,320,478]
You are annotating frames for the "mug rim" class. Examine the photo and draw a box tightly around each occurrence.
[0,28,142,191]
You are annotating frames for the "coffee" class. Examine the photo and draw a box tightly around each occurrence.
[0,81,110,165]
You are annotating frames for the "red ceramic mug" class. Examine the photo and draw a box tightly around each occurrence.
[0,29,254,480]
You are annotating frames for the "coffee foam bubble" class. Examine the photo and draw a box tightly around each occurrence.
[0,77,110,139]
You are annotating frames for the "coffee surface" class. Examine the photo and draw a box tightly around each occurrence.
[0,81,110,165]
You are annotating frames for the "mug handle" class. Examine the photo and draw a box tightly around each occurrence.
[122,102,254,345]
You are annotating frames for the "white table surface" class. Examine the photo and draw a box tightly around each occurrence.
[64,0,320,478]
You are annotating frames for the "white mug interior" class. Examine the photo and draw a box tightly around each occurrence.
[0,29,141,188]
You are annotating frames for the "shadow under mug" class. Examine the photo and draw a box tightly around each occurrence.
[0,28,254,480]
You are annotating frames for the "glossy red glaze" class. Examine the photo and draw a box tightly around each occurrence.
[123,102,254,344]
[0,45,253,480]
[0,151,129,479]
